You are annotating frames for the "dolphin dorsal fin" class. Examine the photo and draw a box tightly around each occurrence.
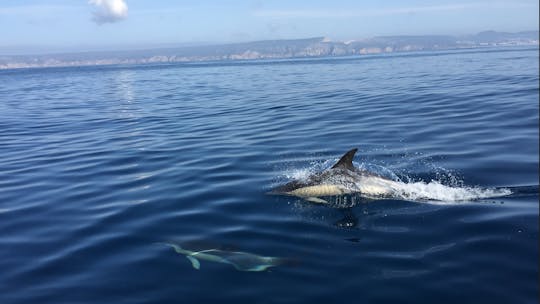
[331,148,358,170]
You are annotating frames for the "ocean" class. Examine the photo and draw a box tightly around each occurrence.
[0,47,538,304]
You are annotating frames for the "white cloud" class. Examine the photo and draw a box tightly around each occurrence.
[89,0,128,24]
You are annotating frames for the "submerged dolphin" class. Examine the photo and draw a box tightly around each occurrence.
[160,242,286,272]
[270,148,399,203]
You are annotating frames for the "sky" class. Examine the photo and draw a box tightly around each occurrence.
[0,0,538,54]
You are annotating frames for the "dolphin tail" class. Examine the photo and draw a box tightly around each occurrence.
[156,242,202,270]
[155,242,188,255]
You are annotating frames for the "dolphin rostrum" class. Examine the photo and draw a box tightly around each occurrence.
[269,148,400,203]
[160,242,286,272]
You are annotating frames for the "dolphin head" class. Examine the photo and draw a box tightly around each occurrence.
[267,179,314,195]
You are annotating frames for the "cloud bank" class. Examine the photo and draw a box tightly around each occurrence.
[89,0,128,24]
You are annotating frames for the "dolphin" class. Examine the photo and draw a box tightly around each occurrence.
[269,148,400,203]
[160,242,286,272]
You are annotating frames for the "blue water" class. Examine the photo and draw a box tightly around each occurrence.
[0,47,538,304]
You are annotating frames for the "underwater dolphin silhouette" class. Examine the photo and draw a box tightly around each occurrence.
[269,148,399,203]
[160,242,286,272]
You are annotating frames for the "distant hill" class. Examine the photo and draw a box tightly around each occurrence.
[0,31,538,70]
[470,30,539,43]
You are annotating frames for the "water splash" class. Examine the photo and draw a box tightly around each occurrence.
[388,180,511,204]
[282,159,333,181]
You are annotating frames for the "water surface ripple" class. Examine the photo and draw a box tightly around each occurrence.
[0,47,538,304]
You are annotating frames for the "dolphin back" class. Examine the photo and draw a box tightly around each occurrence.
[219,252,285,272]
[213,250,296,271]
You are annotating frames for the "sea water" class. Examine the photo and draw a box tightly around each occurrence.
[0,47,538,303]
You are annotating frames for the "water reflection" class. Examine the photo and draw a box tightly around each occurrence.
[115,69,135,103]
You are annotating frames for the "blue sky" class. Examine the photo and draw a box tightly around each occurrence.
[0,0,538,53]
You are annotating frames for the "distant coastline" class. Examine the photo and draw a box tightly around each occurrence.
[1,30,538,70]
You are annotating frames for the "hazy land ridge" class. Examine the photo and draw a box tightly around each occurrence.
[1,30,538,70]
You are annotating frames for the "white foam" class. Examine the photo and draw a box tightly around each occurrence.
[389,180,512,204]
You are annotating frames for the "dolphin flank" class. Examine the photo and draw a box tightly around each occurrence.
[269,148,399,203]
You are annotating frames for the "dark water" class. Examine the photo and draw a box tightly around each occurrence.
[0,47,538,304]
